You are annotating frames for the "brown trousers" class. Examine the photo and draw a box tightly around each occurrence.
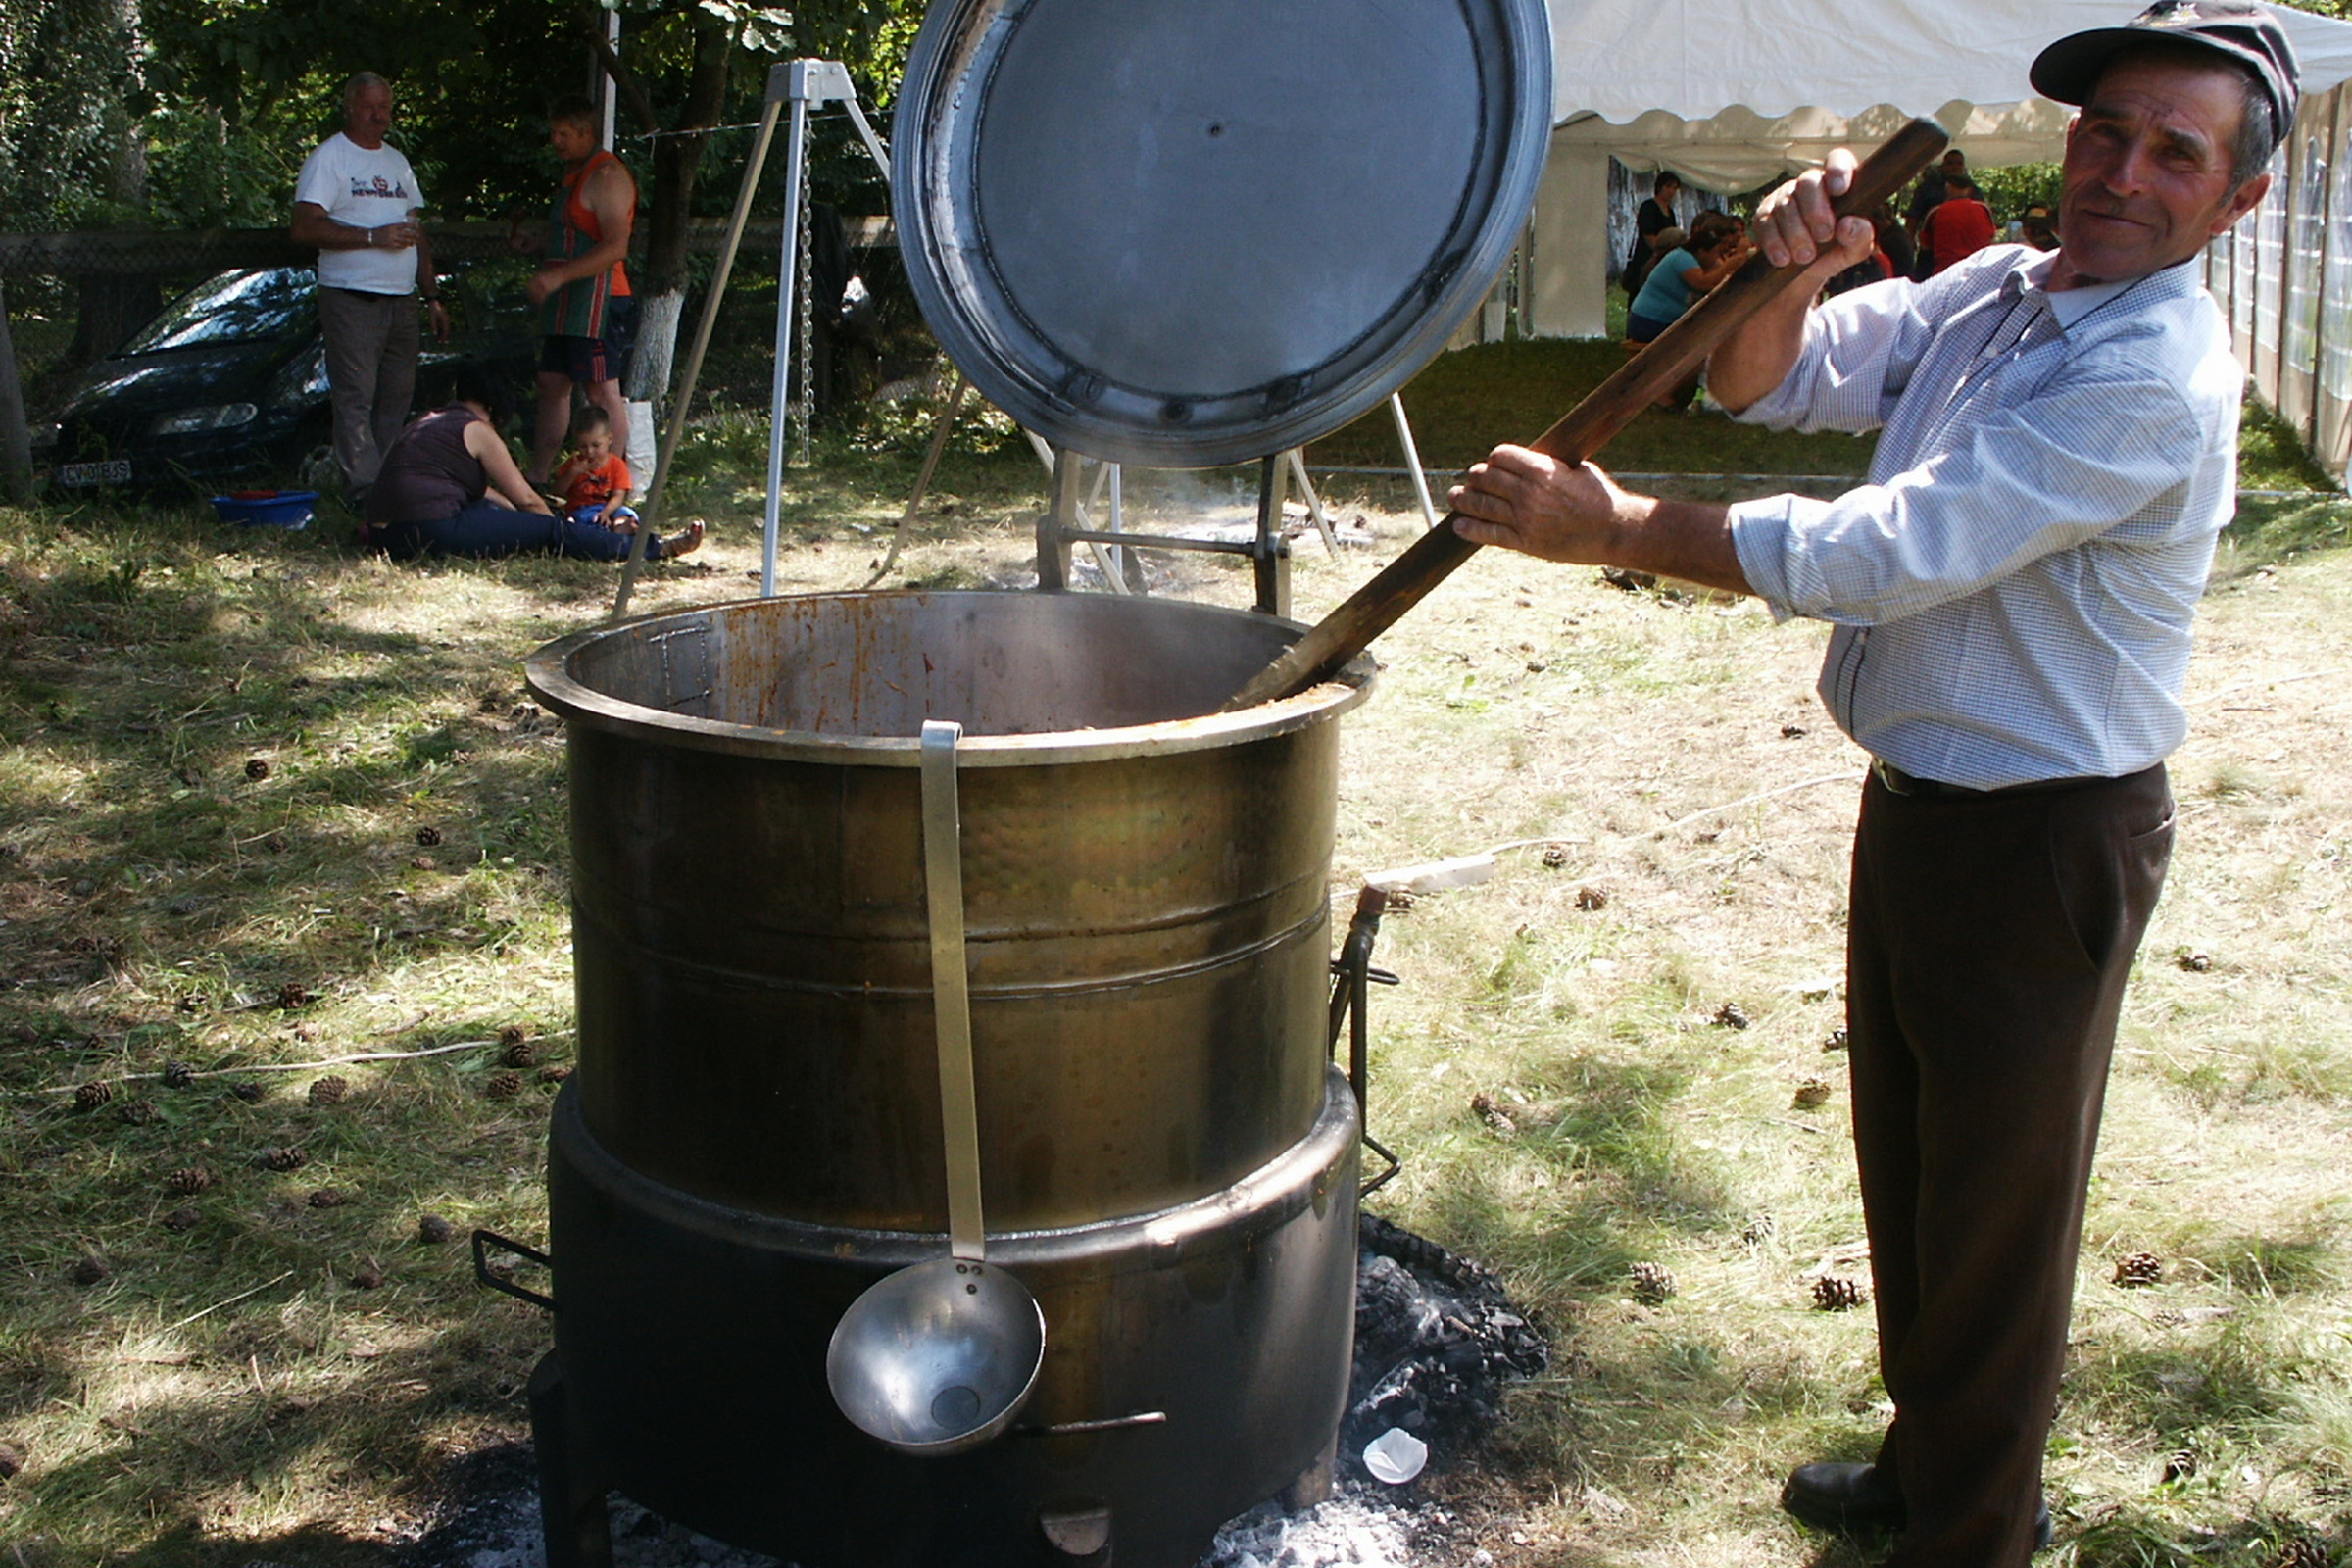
[1847,763,2174,1568]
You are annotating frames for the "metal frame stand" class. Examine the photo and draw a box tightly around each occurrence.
[1034,449,1295,615]
[761,59,890,598]
[1022,385,1438,613]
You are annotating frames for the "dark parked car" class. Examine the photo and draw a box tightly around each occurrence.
[43,264,538,493]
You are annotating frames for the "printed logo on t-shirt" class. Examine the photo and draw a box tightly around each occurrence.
[349,174,412,201]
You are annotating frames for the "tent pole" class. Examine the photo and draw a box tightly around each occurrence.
[1388,393,1439,530]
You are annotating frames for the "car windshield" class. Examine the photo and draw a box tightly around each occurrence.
[122,269,316,354]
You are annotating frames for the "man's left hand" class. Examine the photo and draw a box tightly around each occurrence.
[426,299,451,344]
[1449,445,1630,564]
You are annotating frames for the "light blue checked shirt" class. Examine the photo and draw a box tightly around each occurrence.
[1727,245,2242,790]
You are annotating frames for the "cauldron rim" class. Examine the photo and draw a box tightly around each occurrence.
[523,588,1374,767]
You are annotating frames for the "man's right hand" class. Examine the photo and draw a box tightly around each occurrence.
[1752,148,1877,277]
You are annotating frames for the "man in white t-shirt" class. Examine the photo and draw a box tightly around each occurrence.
[290,73,451,499]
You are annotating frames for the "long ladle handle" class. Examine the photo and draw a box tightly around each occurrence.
[1221,117,1950,711]
[920,719,986,1262]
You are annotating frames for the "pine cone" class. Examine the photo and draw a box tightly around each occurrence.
[415,825,443,847]
[275,981,311,1009]
[163,1205,202,1234]
[497,1023,528,1048]
[162,1060,195,1089]
[2113,1251,2164,1289]
[69,1254,111,1287]
[501,1038,536,1069]
[166,1165,217,1195]
[0,1439,23,1480]
[2177,950,2214,972]
[116,1098,160,1126]
[537,1064,573,1084]
[1713,1001,1751,1030]
[2272,1539,2333,1568]
[1470,1092,1517,1136]
[1576,886,1609,911]
[262,1147,309,1173]
[306,1188,350,1209]
[1740,1214,1778,1247]
[244,758,271,781]
[485,1070,524,1101]
[1812,1274,1869,1311]
[1792,1078,1835,1109]
[350,1260,385,1290]
[416,1214,457,1244]
[227,1080,266,1102]
[74,1081,115,1111]
[307,1075,349,1106]
[1541,845,1569,869]
[1629,1261,1677,1304]
[2160,1448,2197,1484]
[1824,1028,1850,1052]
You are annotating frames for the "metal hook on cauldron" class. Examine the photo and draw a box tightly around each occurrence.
[826,719,1048,1456]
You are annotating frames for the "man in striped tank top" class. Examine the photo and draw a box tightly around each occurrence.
[521,95,638,488]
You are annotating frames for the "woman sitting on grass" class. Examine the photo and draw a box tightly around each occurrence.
[1626,211,1753,344]
[363,365,701,563]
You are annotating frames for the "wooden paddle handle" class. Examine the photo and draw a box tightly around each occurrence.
[1222,117,1948,711]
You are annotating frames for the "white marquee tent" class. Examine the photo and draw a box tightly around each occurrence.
[1519,0,2352,338]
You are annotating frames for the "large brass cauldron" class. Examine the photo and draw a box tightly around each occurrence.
[519,591,1375,1568]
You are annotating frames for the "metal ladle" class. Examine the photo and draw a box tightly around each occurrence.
[826,719,1048,1455]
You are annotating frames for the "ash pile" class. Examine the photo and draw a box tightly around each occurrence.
[1196,1217,1547,1568]
[401,1214,1545,1568]
[1339,1214,1548,1481]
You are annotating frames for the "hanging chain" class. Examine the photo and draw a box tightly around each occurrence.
[794,180,815,466]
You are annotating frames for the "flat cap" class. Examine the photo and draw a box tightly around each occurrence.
[2032,2,2299,137]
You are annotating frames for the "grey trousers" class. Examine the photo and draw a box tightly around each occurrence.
[317,286,420,492]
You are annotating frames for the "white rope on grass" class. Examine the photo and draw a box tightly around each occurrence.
[1487,769,1861,858]
[28,1030,577,1098]
[158,1270,296,1334]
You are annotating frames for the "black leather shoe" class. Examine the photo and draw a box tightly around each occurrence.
[1781,1461,1906,1533]
[1780,1462,2055,1551]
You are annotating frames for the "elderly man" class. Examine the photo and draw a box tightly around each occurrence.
[1449,4,2295,1564]
[290,73,450,499]
[519,94,638,489]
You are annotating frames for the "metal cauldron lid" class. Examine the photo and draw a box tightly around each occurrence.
[891,0,1554,469]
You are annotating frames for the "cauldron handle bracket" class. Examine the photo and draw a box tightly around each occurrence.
[473,1227,558,1313]
[1328,883,1403,1197]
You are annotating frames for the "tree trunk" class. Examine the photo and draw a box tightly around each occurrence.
[624,289,685,404]
[67,0,159,365]
[0,280,33,503]
[626,9,733,406]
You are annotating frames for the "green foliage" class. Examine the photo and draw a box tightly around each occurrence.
[9,0,927,255]
[1973,161,2064,222]
[0,0,153,230]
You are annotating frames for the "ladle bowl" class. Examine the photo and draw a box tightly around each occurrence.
[827,1256,1047,1455]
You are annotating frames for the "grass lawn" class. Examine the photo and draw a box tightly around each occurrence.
[0,364,2348,1567]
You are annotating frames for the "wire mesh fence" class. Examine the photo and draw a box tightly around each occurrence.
[2203,80,2352,486]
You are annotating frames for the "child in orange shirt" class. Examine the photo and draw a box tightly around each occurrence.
[553,406,635,529]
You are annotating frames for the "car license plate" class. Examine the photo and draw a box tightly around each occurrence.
[58,459,132,487]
